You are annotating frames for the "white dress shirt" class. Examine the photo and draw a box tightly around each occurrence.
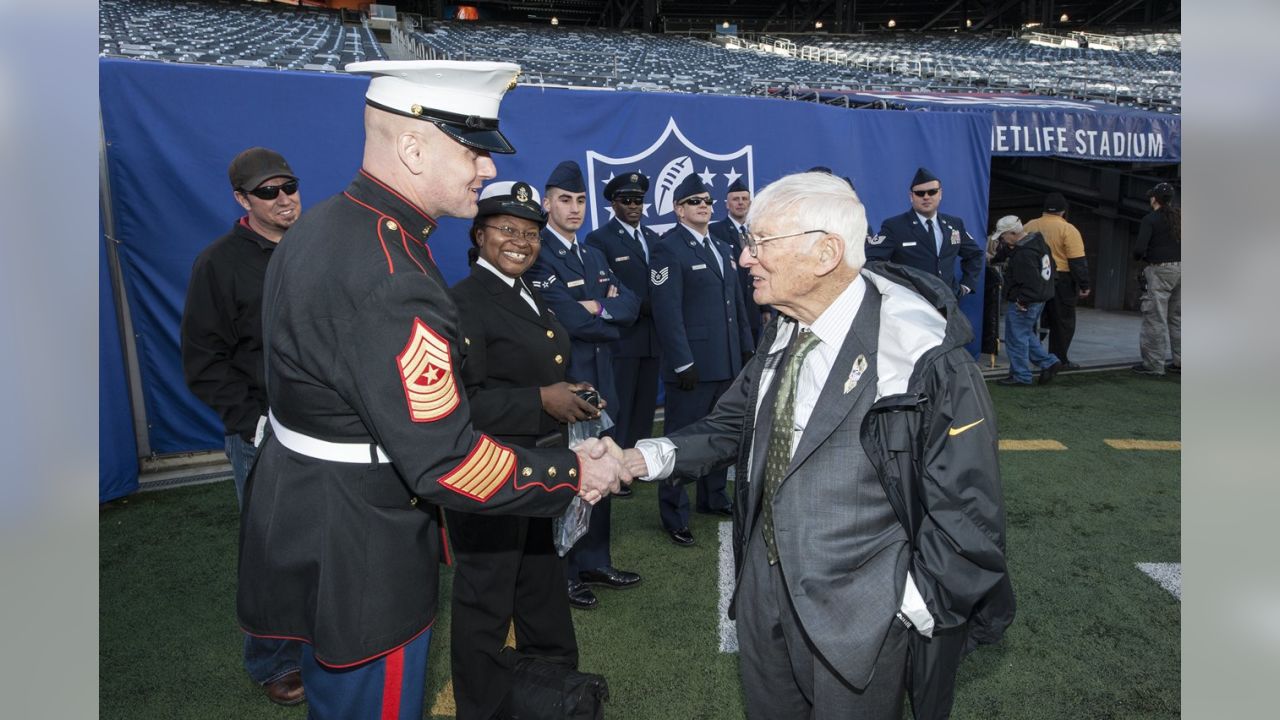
[475,257,539,315]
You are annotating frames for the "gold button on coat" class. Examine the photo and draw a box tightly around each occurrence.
[554,354,563,365]
[521,467,533,477]
[546,330,555,339]
[548,467,558,478]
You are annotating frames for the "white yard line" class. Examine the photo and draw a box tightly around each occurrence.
[1136,562,1181,600]
[718,520,739,653]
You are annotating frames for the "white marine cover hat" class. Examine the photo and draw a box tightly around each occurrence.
[346,60,521,154]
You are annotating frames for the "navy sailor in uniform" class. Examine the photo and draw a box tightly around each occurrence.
[446,180,603,720]
[525,160,642,610]
[867,167,983,298]
[584,172,661,483]
[649,174,754,546]
[236,61,631,720]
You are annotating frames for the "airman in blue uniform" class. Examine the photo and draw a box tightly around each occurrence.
[649,174,753,546]
[709,177,766,341]
[525,160,642,610]
[867,167,983,297]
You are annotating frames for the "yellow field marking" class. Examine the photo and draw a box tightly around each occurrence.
[999,439,1068,451]
[430,678,456,716]
[1105,439,1181,450]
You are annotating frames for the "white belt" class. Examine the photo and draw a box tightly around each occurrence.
[269,411,391,464]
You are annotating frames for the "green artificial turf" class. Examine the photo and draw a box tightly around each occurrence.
[100,370,1179,719]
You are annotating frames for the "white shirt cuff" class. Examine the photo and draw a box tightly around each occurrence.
[674,362,694,373]
[900,571,934,637]
[634,438,677,481]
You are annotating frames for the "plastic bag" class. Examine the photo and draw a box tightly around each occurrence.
[553,411,616,556]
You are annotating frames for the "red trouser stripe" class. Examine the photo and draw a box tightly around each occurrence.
[380,646,405,720]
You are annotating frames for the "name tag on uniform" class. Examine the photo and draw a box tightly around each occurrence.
[691,263,708,270]
[902,241,917,247]
[614,255,630,262]
[566,279,585,288]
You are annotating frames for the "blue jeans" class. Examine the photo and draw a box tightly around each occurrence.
[226,433,303,685]
[1004,301,1059,384]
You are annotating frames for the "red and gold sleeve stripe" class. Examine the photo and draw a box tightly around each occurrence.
[438,435,516,502]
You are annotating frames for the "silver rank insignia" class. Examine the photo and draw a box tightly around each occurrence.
[650,267,670,286]
[844,354,868,394]
[867,234,885,246]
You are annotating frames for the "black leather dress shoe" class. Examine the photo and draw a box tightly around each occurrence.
[668,527,695,546]
[264,670,305,706]
[579,565,642,589]
[567,580,598,610]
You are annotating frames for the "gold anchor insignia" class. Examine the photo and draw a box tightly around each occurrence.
[515,186,530,203]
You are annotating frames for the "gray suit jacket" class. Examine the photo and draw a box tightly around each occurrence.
[665,282,909,691]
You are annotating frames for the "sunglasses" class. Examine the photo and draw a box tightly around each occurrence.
[912,188,940,198]
[680,197,714,206]
[615,196,645,206]
[242,180,299,200]
[482,224,542,242]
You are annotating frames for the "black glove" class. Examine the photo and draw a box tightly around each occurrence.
[741,350,754,366]
[676,366,698,391]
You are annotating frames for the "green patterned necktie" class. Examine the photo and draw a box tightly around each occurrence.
[761,327,822,565]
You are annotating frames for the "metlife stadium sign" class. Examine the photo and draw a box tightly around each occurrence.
[830,91,1180,163]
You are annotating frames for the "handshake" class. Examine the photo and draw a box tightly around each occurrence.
[570,438,655,504]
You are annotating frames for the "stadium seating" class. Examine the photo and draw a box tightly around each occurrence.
[98,0,387,71]
[98,1,1177,111]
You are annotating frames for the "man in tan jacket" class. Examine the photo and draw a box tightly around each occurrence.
[1024,192,1090,368]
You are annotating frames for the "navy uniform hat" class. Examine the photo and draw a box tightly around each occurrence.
[673,173,709,202]
[545,161,586,193]
[1043,192,1068,212]
[604,171,650,200]
[726,178,749,194]
[346,60,522,154]
[476,181,545,226]
[807,165,834,174]
[911,167,940,188]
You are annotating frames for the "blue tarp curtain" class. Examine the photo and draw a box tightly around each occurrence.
[100,225,139,502]
[99,57,992,475]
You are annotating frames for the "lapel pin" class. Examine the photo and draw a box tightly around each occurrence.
[844,354,868,394]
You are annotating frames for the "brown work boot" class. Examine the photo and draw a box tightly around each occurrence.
[264,670,305,706]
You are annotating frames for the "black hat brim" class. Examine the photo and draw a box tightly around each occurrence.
[476,199,545,226]
[431,120,515,155]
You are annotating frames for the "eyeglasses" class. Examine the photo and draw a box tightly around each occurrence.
[742,229,827,258]
[482,224,542,242]
[241,180,299,200]
[680,197,714,206]
[615,196,645,206]
[912,188,940,198]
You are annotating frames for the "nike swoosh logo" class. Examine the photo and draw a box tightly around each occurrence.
[948,419,985,436]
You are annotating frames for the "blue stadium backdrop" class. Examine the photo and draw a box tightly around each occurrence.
[99,58,992,474]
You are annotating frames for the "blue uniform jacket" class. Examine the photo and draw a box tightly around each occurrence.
[649,224,753,383]
[709,217,762,338]
[585,218,659,359]
[868,210,983,295]
[526,228,640,409]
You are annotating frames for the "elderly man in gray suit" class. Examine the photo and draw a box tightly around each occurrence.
[623,171,1012,719]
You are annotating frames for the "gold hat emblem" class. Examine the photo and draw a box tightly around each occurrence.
[515,186,530,203]
[630,173,639,182]
[410,104,424,116]
[507,74,519,91]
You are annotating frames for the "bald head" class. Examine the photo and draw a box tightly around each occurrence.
[360,106,497,220]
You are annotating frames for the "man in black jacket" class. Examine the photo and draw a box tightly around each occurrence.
[990,215,1062,386]
[180,146,305,706]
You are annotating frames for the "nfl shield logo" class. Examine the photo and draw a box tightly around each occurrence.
[586,118,753,235]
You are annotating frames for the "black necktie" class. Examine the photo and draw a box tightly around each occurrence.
[570,241,582,264]
[925,218,938,253]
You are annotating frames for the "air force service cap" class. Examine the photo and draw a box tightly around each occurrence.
[911,167,940,188]
[476,181,546,226]
[545,161,586,193]
[726,177,749,194]
[673,173,709,202]
[345,60,521,154]
[603,172,650,200]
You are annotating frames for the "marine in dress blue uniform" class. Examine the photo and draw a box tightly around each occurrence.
[649,174,753,545]
[236,63,626,720]
[525,160,643,609]
[709,177,765,342]
[867,167,982,297]
[585,172,661,455]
